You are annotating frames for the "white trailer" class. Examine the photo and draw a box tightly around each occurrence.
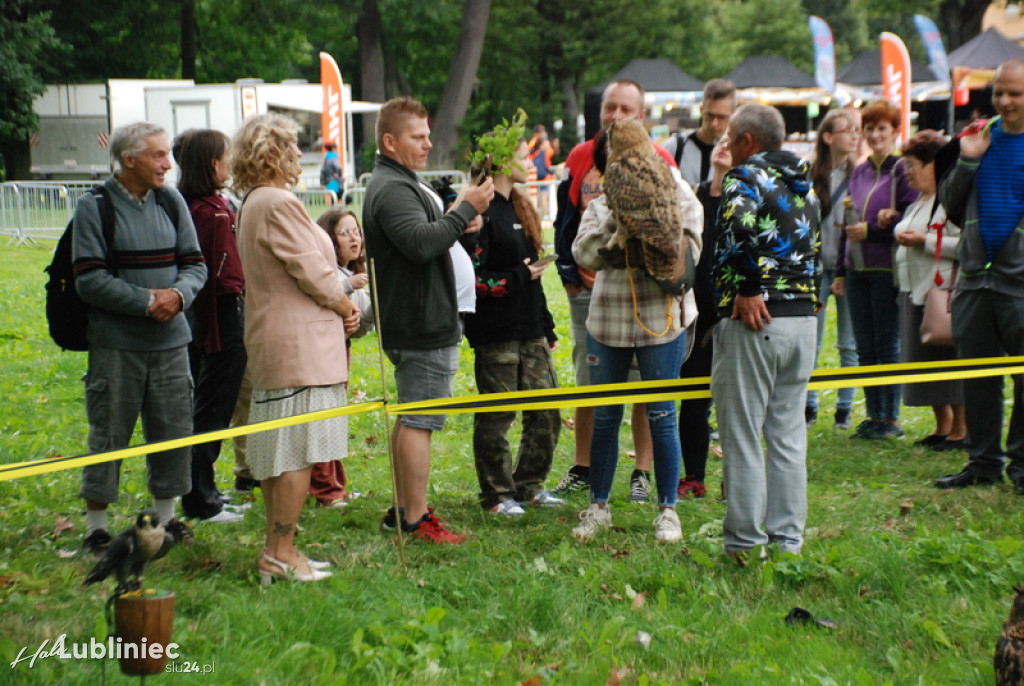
[32,79,378,185]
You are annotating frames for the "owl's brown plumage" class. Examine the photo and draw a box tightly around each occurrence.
[996,585,1024,686]
[602,118,684,281]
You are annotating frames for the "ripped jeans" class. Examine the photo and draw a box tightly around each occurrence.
[585,332,686,506]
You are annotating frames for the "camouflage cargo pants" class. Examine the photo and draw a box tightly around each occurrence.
[473,337,561,509]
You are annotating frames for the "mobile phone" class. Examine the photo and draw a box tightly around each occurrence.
[534,253,556,266]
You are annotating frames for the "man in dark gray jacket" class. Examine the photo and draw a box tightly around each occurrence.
[363,97,493,543]
[935,59,1024,493]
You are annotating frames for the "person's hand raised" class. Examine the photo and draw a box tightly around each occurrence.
[465,177,495,214]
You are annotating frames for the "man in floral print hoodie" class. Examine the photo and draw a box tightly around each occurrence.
[711,103,821,563]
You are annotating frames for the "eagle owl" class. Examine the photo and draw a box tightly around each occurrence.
[602,118,684,281]
[996,585,1024,686]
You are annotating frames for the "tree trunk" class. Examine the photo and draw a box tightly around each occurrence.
[429,0,492,169]
[356,0,386,147]
[558,73,581,152]
[938,0,988,51]
[181,0,196,80]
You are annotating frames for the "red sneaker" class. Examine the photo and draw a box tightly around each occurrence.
[406,513,466,544]
[677,477,707,499]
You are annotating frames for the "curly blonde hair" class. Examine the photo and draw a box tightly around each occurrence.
[230,113,302,193]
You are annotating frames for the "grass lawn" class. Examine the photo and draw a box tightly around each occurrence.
[1,241,1021,685]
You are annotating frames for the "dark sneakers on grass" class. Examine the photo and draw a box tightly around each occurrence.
[82,529,111,557]
[629,470,650,502]
[551,466,590,496]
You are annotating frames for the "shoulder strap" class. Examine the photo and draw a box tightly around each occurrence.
[673,132,686,167]
[829,176,849,211]
[91,186,117,275]
[153,187,179,226]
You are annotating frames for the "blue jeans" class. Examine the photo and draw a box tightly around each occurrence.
[846,270,901,421]
[586,333,686,507]
[807,270,858,412]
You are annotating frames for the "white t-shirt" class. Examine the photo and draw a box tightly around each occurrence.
[420,180,476,314]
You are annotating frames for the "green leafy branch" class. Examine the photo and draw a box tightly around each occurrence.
[469,108,528,177]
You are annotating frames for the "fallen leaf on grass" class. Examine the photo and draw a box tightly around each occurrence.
[53,515,73,540]
[636,631,651,649]
[351,390,367,403]
[899,501,914,517]
[0,575,18,589]
[605,664,632,686]
[631,592,646,609]
[562,417,576,431]
[709,443,724,459]
[522,679,542,686]
[417,579,427,588]
[56,549,78,559]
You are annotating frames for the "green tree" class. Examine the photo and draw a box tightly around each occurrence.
[0,0,67,178]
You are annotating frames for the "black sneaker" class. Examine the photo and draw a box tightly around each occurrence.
[629,470,650,503]
[164,518,195,545]
[82,529,111,557]
[234,477,260,493]
[834,409,852,430]
[551,467,590,495]
[852,419,883,440]
[805,407,818,427]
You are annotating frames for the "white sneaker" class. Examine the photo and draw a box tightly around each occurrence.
[203,509,244,524]
[653,508,682,543]
[490,500,526,517]
[572,503,612,541]
[530,490,565,507]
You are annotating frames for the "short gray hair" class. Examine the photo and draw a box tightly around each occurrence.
[110,122,165,173]
[730,104,785,151]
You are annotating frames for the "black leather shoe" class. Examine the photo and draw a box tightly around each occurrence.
[934,468,1002,489]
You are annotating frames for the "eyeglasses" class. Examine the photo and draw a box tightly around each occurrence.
[337,228,362,238]
[831,127,860,136]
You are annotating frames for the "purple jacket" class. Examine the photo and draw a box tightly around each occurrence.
[837,154,918,275]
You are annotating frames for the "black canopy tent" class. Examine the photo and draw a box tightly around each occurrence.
[947,28,1024,126]
[724,56,827,135]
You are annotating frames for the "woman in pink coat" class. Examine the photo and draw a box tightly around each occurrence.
[232,114,356,586]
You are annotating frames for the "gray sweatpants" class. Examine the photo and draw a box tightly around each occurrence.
[711,316,816,554]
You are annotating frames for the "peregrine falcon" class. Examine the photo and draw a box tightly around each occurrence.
[83,510,175,595]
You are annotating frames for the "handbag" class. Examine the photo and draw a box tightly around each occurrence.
[919,219,955,347]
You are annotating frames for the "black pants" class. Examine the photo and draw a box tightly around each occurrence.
[182,295,247,519]
[678,321,714,481]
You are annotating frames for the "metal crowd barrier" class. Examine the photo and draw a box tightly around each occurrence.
[2,175,560,244]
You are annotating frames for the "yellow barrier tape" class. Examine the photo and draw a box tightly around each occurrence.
[2,355,1024,482]
[389,356,1024,415]
[0,401,384,482]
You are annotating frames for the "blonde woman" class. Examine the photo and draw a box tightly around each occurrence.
[232,114,355,585]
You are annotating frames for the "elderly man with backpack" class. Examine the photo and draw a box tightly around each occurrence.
[70,122,207,555]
